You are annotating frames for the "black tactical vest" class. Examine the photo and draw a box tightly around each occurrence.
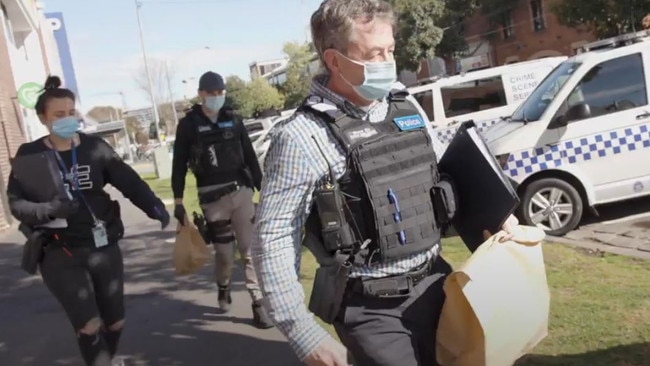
[188,112,245,177]
[302,92,445,265]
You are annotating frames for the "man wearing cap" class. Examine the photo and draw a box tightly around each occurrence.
[171,71,273,329]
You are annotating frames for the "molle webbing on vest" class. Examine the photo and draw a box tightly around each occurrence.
[300,93,443,264]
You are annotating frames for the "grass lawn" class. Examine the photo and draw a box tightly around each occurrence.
[146,175,650,366]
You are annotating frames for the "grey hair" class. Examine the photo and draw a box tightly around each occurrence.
[310,0,396,63]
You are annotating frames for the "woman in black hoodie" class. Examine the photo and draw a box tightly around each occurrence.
[6,76,170,366]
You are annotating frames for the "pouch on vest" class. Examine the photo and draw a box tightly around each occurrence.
[308,255,352,324]
[432,174,457,230]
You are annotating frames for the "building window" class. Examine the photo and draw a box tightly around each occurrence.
[502,11,514,39]
[441,76,508,118]
[1,2,16,46]
[531,0,546,32]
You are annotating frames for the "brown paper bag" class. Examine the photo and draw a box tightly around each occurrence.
[173,222,211,276]
[436,225,550,366]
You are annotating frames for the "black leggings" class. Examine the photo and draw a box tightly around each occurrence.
[40,243,125,365]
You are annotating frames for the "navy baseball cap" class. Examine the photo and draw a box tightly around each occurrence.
[198,71,225,92]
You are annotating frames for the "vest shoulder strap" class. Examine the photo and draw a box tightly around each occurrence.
[298,95,363,152]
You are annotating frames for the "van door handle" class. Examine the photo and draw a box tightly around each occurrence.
[636,112,650,120]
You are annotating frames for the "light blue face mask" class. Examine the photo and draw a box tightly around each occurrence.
[204,95,225,113]
[51,116,81,139]
[338,52,397,101]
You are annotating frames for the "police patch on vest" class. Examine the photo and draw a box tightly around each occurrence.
[393,115,426,131]
[217,121,234,128]
[345,126,378,142]
[198,125,211,132]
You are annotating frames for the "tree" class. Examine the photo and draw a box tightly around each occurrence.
[551,0,650,38]
[133,58,176,108]
[225,75,247,111]
[282,41,314,109]
[388,0,479,72]
[124,116,142,140]
[237,78,285,118]
[87,106,123,123]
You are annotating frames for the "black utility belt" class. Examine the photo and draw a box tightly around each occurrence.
[198,182,241,204]
[346,256,435,298]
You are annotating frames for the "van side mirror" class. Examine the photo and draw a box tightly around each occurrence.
[565,103,591,122]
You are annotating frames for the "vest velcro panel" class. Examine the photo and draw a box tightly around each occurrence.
[353,129,440,260]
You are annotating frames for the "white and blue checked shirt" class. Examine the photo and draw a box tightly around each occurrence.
[251,75,447,360]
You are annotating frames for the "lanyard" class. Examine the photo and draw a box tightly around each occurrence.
[51,141,98,223]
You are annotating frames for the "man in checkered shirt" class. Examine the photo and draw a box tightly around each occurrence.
[252,1,518,365]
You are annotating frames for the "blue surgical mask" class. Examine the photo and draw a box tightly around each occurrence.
[204,95,225,113]
[51,116,81,139]
[338,52,397,101]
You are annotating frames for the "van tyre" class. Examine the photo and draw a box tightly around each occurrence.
[518,178,583,236]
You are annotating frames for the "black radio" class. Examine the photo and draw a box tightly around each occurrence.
[311,136,355,253]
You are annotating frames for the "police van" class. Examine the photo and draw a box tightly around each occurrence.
[483,30,650,236]
[408,56,567,145]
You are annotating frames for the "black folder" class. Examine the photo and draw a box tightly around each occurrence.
[11,151,69,203]
[438,120,520,252]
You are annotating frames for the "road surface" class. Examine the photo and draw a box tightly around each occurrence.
[0,188,301,366]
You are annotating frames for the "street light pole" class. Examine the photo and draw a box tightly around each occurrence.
[134,0,162,143]
[165,60,179,128]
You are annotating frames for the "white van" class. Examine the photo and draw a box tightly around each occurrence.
[408,57,567,144]
[251,111,295,167]
[483,30,650,236]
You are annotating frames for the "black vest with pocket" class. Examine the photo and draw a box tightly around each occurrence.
[302,92,443,265]
[188,114,245,177]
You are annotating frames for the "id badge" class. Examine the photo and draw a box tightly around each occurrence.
[92,221,109,248]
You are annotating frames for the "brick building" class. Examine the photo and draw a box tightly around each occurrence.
[407,0,598,84]
[463,0,596,70]
[0,0,64,230]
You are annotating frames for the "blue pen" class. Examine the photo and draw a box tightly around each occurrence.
[387,188,406,245]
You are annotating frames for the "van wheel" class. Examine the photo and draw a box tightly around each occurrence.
[518,178,583,236]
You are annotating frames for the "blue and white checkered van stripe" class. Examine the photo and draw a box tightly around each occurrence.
[504,123,650,177]
[436,118,500,144]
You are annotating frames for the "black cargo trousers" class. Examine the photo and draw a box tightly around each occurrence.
[333,254,453,366]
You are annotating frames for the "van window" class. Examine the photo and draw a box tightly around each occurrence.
[412,90,435,121]
[441,76,508,118]
[563,53,647,122]
[511,62,580,123]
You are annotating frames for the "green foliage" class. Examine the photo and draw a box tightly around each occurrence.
[389,0,445,72]
[224,75,247,111]
[551,0,650,38]
[282,41,314,109]
[388,0,480,72]
[436,0,481,58]
[236,77,285,118]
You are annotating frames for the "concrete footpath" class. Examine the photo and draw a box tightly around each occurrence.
[549,196,650,260]
[0,188,301,366]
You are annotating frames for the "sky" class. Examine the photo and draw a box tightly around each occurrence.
[41,0,322,112]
